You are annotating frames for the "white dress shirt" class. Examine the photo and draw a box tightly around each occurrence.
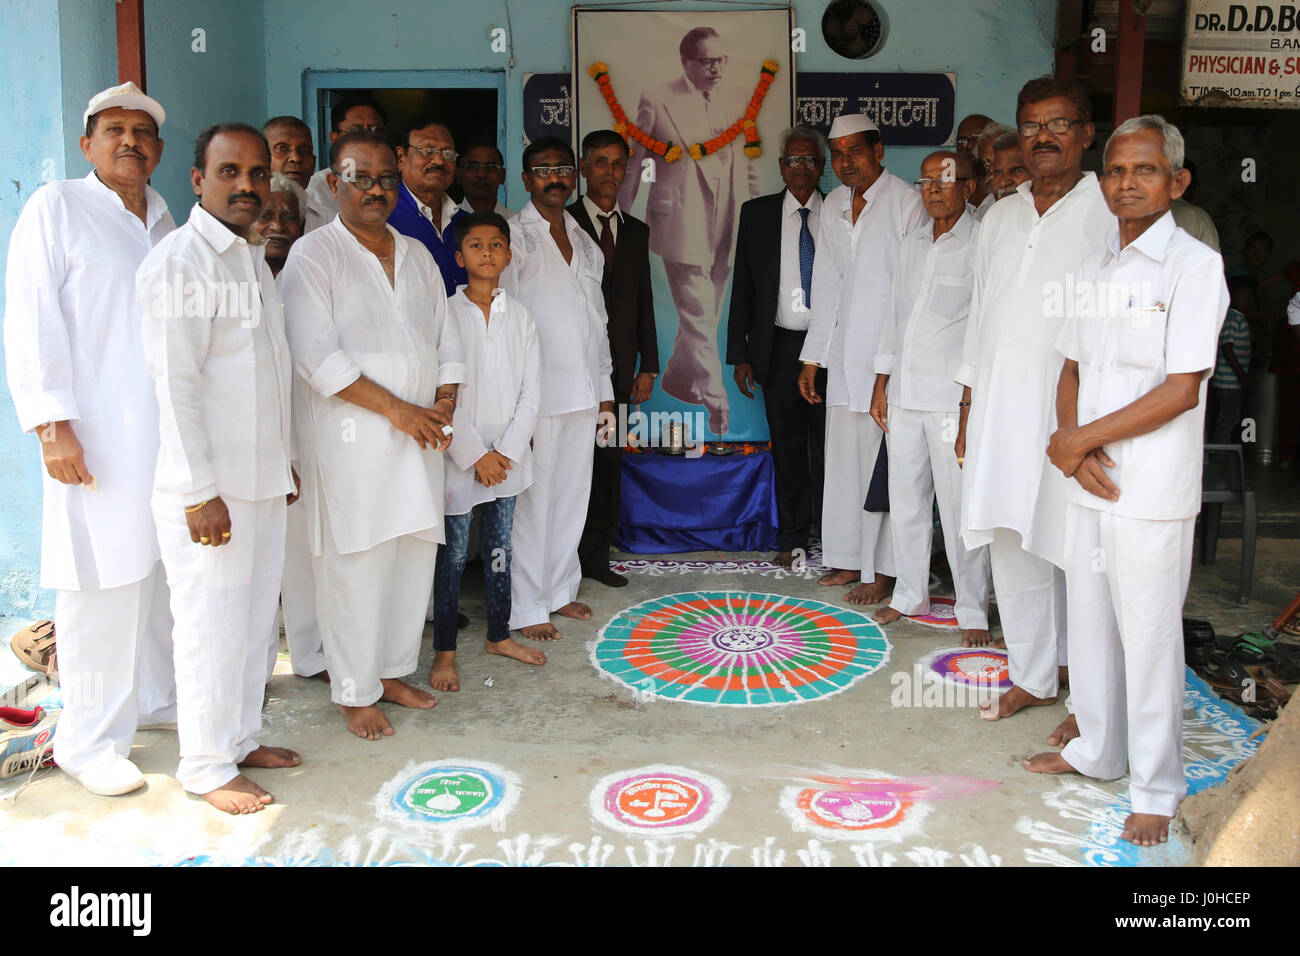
[971,192,996,221]
[137,203,294,508]
[955,172,1113,563]
[775,189,823,332]
[443,288,540,516]
[459,197,516,221]
[4,172,174,591]
[582,195,622,245]
[1057,212,1227,520]
[306,168,339,229]
[416,192,459,232]
[279,218,466,555]
[500,201,615,416]
[799,170,928,411]
[874,210,978,412]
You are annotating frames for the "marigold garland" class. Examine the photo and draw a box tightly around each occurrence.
[588,59,778,163]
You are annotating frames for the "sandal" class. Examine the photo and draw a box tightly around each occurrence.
[9,621,56,681]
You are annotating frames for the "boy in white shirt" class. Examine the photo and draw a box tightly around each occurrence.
[430,213,545,691]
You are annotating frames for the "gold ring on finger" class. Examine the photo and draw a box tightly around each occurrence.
[221,531,231,538]
[200,537,211,543]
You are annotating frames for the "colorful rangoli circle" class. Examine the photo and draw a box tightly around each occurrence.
[919,647,1012,691]
[590,765,728,838]
[908,596,959,629]
[374,759,521,830]
[592,591,890,706]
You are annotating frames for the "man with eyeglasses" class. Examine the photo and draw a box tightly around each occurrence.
[955,76,1112,724]
[280,131,464,741]
[262,116,332,233]
[796,113,927,607]
[388,117,468,298]
[619,25,762,437]
[987,130,1031,202]
[728,126,829,570]
[501,136,615,642]
[305,96,388,232]
[456,143,515,219]
[955,114,994,211]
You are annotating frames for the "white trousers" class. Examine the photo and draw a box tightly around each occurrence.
[269,498,325,678]
[154,495,285,795]
[886,407,990,628]
[988,527,1067,699]
[510,409,595,629]
[1061,503,1191,817]
[52,561,171,776]
[314,533,436,707]
[821,405,893,576]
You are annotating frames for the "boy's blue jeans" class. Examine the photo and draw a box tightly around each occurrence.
[433,496,516,652]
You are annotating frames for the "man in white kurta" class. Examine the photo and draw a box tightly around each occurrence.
[139,124,297,813]
[870,151,991,645]
[798,114,927,606]
[280,133,464,740]
[501,138,614,641]
[1027,117,1227,847]
[954,81,1112,719]
[3,84,177,796]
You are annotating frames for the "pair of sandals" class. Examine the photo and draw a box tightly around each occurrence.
[9,621,57,684]
[1199,631,1297,719]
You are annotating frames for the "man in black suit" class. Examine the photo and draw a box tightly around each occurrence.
[727,127,828,568]
[571,129,659,587]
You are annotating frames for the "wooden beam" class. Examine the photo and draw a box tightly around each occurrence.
[1114,0,1145,123]
[116,0,146,90]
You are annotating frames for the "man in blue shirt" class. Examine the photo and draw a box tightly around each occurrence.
[387,116,468,296]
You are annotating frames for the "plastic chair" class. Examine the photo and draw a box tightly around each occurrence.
[1199,443,1257,606]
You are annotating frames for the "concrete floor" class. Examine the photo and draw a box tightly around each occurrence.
[1,529,1288,868]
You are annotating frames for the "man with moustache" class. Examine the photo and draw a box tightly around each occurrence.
[388,118,467,297]
[4,82,177,796]
[569,129,658,589]
[457,143,515,218]
[955,76,1112,722]
[138,123,299,813]
[797,113,928,606]
[281,132,463,741]
[254,173,306,277]
[305,97,387,228]
[728,126,828,569]
[262,116,330,232]
[987,131,1031,202]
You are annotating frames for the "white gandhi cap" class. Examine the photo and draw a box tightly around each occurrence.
[827,112,879,140]
[83,81,166,132]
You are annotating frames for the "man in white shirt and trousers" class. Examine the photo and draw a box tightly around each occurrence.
[797,113,927,606]
[955,77,1113,723]
[139,123,300,814]
[281,131,463,741]
[4,83,177,796]
[1027,115,1227,848]
[870,150,991,647]
[502,137,615,641]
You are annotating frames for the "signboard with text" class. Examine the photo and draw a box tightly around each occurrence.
[1181,1,1300,107]
[795,72,956,146]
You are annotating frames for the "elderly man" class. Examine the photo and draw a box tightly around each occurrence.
[4,82,177,796]
[254,172,307,277]
[870,151,991,647]
[987,131,1031,201]
[457,143,515,218]
[1026,116,1227,848]
[305,97,387,228]
[262,116,331,232]
[729,126,828,568]
[502,137,615,641]
[797,113,927,606]
[569,129,658,588]
[955,76,1112,721]
[281,131,463,740]
[388,117,467,297]
[955,113,995,210]
[971,123,1013,219]
[138,123,299,814]
[620,25,762,436]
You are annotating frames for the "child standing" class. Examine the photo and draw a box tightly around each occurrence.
[430,212,544,691]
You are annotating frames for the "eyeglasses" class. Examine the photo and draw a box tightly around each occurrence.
[406,145,458,163]
[687,55,728,69]
[333,172,401,191]
[461,161,503,172]
[529,165,575,178]
[1018,117,1082,137]
[914,177,972,188]
[780,155,822,168]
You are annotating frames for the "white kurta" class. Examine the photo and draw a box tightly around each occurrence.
[798,170,927,412]
[443,288,540,516]
[305,168,339,232]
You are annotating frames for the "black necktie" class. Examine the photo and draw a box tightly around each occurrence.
[597,213,616,278]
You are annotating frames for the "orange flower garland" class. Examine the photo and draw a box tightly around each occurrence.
[589,59,779,163]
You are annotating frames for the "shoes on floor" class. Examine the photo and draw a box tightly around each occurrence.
[0,705,58,779]
[585,567,628,588]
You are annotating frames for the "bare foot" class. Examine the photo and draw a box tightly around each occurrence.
[556,601,592,620]
[429,651,459,692]
[1121,812,1171,846]
[845,574,894,606]
[818,569,859,587]
[201,773,274,814]
[1059,665,1070,689]
[238,745,300,769]
[487,637,547,666]
[521,622,563,642]
[873,607,903,624]
[1047,713,1079,747]
[309,670,330,683]
[774,550,795,569]
[979,684,1057,721]
[341,703,394,740]
[381,677,437,709]
[1023,751,1077,774]
[962,628,992,647]
[991,637,1007,649]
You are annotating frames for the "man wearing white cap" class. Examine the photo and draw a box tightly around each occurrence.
[4,83,177,796]
[797,112,927,605]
